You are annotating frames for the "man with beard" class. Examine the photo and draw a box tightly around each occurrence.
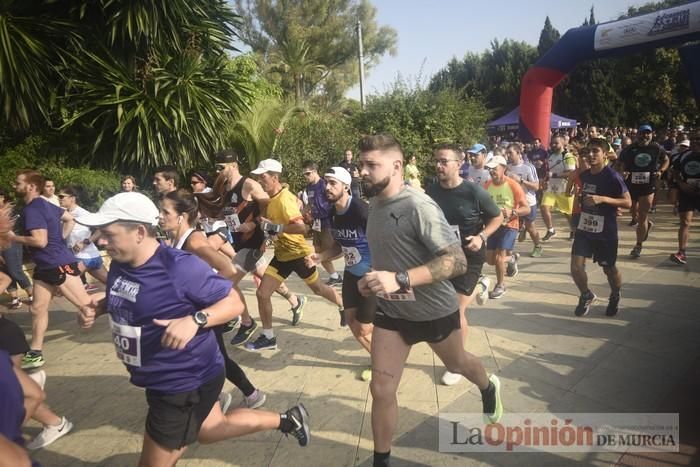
[357,134,502,467]
[541,135,576,241]
[619,125,668,258]
[465,144,491,186]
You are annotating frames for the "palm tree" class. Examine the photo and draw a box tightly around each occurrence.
[269,38,326,105]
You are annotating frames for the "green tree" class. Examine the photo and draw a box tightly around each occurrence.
[233,0,397,102]
[537,16,561,57]
[268,38,326,104]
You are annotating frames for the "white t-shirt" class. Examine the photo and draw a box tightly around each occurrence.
[67,206,101,259]
[467,166,491,187]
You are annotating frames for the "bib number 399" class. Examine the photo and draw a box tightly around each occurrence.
[577,212,604,234]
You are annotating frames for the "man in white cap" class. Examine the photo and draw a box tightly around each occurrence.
[305,167,376,381]
[245,159,343,351]
[483,155,530,298]
[76,192,310,465]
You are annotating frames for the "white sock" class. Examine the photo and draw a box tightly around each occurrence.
[548,228,555,233]
[330,272,339,279]
[262,328,274,339]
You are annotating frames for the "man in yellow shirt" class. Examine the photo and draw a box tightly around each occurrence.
[245,159,343,351]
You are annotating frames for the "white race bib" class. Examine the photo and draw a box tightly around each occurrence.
[548,178,567,193]
[224,213,241,232]
[312,219,322,232]
[577,212,604,234]
[378,291,416,302]
[631,172,650,184]
[342,246,361,267]
[110,317,142,367]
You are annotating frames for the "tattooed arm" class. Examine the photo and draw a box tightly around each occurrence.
[407,242,467,287]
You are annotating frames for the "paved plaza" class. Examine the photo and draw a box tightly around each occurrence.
[5,202,700,466]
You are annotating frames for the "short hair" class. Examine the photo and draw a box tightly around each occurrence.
[587,137,612,152]
[154,165,179,186]
[121,175,136,184]
[506,143,521,153]
[17,170,45,192]
[60,185,81,203]
[433,143,461,156]
[163,189,199,225]
[358,134,404,158]
[302,160,318,171]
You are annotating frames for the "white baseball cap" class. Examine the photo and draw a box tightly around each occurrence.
[679,139,690,147]
[250,158,283,175]
[324,167,352,185]
[485,155,508,169]
[75,192,160,227]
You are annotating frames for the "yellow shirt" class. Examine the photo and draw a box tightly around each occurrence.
[266,187,313,261]
[404,164,421,189]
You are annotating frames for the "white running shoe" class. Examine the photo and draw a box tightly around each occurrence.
[28,370,46,390]
[441,370,463,386]
[475,276,491,306]
[218,392,233,414]
[26,417,73,450]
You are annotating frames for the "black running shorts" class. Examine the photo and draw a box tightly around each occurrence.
[0,317,30,357]
[450,246,486,297]
[33,262,80,287]
[341,271,376,324]
[571,231,618,268]
[145,371,225,450]
[373,309,460,346]
[265,256,319,285]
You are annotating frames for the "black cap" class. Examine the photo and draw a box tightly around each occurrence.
[191,170,213,187]
[215,149,239,164]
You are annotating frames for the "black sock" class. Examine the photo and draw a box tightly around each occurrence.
[373,451,391,467]
[278,412,294,433]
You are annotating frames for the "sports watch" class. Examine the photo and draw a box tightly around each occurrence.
[193,310,209,328]
[395,271,410,291]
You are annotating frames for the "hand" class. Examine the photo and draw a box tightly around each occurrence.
[304,253,321,268]
[464,234,484,252]
[362,270,400,295]
[153,316,199,350]
[6,230,16,243]
[582,194,602,207]
[78,299,100,328]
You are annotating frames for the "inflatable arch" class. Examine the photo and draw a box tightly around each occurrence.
[519,1,700,144]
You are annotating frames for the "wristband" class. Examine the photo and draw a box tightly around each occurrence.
[478,232,487,244]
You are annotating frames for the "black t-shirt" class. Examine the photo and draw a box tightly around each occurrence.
[426,180,501,240]
[675,150,700,192]
[225,176,265,251]
[620,142,666,187]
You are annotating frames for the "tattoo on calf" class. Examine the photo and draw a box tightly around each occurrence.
[427,242,467,281]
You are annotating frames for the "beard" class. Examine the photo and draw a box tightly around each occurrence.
[325,191,342,203]
[362,176,390,198]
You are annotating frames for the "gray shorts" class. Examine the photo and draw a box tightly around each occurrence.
[233,248,270,273]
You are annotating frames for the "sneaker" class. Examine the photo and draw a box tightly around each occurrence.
[26,417,73,450]
[530,245,543,258]
[338,308,346,327]
[221,316,241,334]
[643,220,654,242]
[290,295,307,326]
[28,370,46,390]
[650,206,656,214]
[630,245,642,259]
[281,404,310,447]
[219,392,233,413]
[482,374,503,425]
[239,390,267,409]
[230,320,258,346]
[360,368,372,382]
[506,253,519,278]
[8,298,22,310]
[542,230,556,241]
[245,334,277,351]
[517,227,527,243]
[441,370,462,386]
[574,291,596,317]
[475,276,490,306]
[325,275,343,286]
[568,231,575,240]
[628,218,638,227]
[22,295,33,304]
[489,284,506,299]
[606,293,621,317]
[670,252,687,265]
[21,350,45,369]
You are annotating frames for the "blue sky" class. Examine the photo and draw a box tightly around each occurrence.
[347,0,650,100]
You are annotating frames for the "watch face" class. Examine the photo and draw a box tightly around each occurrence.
[194,311,207,326]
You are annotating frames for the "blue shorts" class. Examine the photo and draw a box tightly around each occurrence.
[80,256,104,271]
[487,226,518,251]
[521,204,537,223]
[571,231,618,267]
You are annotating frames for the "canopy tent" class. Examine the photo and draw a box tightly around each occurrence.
[487,106,577,132]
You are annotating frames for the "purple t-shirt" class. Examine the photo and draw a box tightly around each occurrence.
[0,351,25,445]
[21,197,75,269]
[576,166,628,240]
[106,245,230,393]
[306,178,332,228]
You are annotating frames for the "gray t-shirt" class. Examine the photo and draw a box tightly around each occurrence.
[366,187,459,321]
[507,162,539,206]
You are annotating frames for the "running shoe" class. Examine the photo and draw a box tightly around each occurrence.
[441,370,462,386]
[650,206,656,214]
[230,320,258,346]
[475,276,490,306]
[489,284,506,299]
[574,291,596,317]
[281,404,310,447]
[670,251,687,265]
[245,334,277,351]
[506,253,519,278]
[360,368,372,382]
[221,316,241,334]
[338,308,346,327]
[517,227,527,243]
[530,245,543,258]
[219,392,233,413]
[606,293,621,317]
[238,390,267,409]
[26,417,73,450]
[482,374,503,425]
[628,218,638,227]
[325,276,343,286]
[630,245,642,259]
[643,220,654,242]
[291,295,307,326]
[8,298,22,310]
[542,230,556,241]
[21,350,45,369]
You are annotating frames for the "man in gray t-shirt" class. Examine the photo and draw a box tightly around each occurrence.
[506,143,543,258]
[356,134,503,467]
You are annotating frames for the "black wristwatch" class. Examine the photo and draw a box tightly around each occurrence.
[192,310,209,328]
[395,271,410,291]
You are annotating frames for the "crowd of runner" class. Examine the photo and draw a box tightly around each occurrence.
[0,123,699,466]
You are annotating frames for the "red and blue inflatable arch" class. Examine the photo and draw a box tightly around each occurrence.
[519,1,700,144]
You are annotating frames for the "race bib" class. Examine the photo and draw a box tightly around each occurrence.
[378,291,416,301]
[631,172,650,184]
[577,212,604,234]
[312,219,322,232]
[342,246,361,267]
[548,178,567,193]
[109,317,142,367]
[224,213,241,232]
[449,225,461,242]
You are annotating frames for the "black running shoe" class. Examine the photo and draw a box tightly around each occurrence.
[574,291,596,317]
[290,296,306,326]
[606,293,621,317]
[281,404,310,447]
[326,276,343,286]
[230,320,258,346]
[338,308,346,327]
[542,230,556,241]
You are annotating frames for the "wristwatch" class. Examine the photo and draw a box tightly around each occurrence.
[478,232,488,244]
[192,310,209,328]
[395,271,410,291]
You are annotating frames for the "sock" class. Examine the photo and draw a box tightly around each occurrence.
[278,412,294,433]
[373,451,391,467]
[262,328,274,339]
[246,389,259,401]
[330,272,340,280]
[548,228,555,233]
